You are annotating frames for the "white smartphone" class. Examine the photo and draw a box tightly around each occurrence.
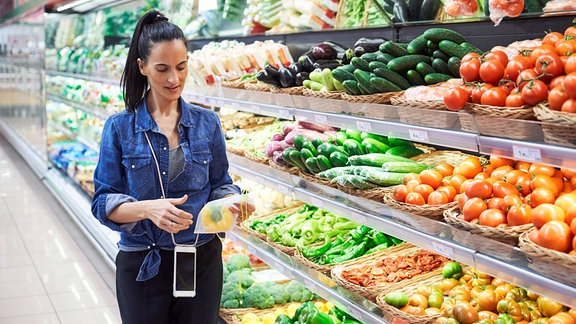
[173,245,197,298]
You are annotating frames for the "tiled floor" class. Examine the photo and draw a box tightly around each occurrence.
[0,132,121,323]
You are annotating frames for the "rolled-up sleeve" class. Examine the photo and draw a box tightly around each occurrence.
[208,112,241,202]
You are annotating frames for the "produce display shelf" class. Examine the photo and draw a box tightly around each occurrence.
[45,70,120,87]
[47,120,100,153]
[227,152,576,307]
[227,228,385,324]
[46,94,110,121]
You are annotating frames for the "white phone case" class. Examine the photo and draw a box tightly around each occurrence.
[173,245,197,297]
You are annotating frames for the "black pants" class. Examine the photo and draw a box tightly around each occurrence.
[116,237,223,324]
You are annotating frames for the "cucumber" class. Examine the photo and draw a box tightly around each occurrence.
[352,166,390,176]
[423,28,467,44]
[370,77,402,93]
[281,148,297,167]
[339,64,356,74]
[386,145,425,158]
[360,52,380,62]
[300,148,315,161]
[348,153,416,166]
[380,41,408,57]
[387,55,431,72]
[335,130,348,146]
[332,68,356,83]
[407,35,428,54]
[348,175,378,189]
[360,132,389,145]
[431,58,452,75]
[292,135,307,150]
[317,142,346,159]
[405,69,425,86]
[415,62,435,77]
[317,166,355,179]
[388,138,414,147]
[311,138,324,148]
[329,151,349,167]
[362,138,391,154]
[438,40,468,59]
[358,82,378,95]
[302,141,318,156]
[427,40,439,51]
[376,52,395,64]
[381,161,429,173]
[460,42,484,55]
[368,61,389,72]
[354,69,379,94]
[432,49,451,61]
[351,57,371,71]
[372,68,411,90]
[315,155,333,172]
[346,129,363,142]
[343,139,366,156]
[424,73,453,84]
[287,149,308,171]
[305,157,321,173]
[363,170,408,187]
[330,174,358,188]
[447,56,462,77]
[342,80,362,95]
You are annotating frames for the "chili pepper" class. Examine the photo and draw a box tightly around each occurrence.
[372,232,391,246]
[266,224,281,242]
[365,243,391,255]
[327,242,366,264]
[274,314,293,324]
[300,220,321,245]
[333,220,359,231]
[350,225,371,241]
[301,236,331,258]
[390,236,404,245]
[306,309,334,324]
[281,233,298,247]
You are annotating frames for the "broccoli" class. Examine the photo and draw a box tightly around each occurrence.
[224,269,254,288]
[222,299,240,309]
[223,264,230,279]
[221,282,244,309]
[284,280,315,303]
[226,254,251,272]
[243,284,276,309]
[265,282,290,305]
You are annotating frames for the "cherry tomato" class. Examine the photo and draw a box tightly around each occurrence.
[460,54,482,82]
[470,83,494,103]
[444,87,470,111]
[563,73,576,98]
[506,89,525,107]
[565,54,576,75]
[484,50,509,66]
[521,79,548,105]
[561,98,576,113]
[534,53,564,82]
[480,59,505,84]
[549,86,569,111]
[498,80,516,95]
[505,56,533,81]
[530,44,558,66]
[516,68,538,90]
[542,31,565,47]
[481,87,508,106]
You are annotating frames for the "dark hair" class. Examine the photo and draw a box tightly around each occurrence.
[121,10,187,112]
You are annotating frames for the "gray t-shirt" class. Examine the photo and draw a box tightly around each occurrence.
[169,145,185,182]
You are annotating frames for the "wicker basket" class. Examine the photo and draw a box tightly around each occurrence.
[240,220,268,242]
[243,151,269,165]
[221,80,248,89]
[270,86,304,95]
[519,229,576,287]
[533,103,576,148]
[341,91,399,104]
[392,96,460,129]
[220,307,261,324]
[268,160,301,175]
[443,206,533,245]
[411,150,473,167]
[337,186,393,202]
[244,82,272,92]
[382,192,456,220]
[298,170,337,188]
[302,88,344,100]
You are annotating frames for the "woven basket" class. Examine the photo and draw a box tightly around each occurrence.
[411,150,473,166]
[519,229,576,286]
[220,307,260,324]
[337,186,392,202]
[443,206,533,246]
[221,80,248,89]
[243,151,269,165]
[464,103,535,119]
[240,220,268,242]
[382,192,456,220]
[349,102,400,121]
[533,103,576,148]
[244,82,271,92]
[392,95,460,129]
[302,88,344,100]
[298,170,337,188]
[270,86,304,95]
[268,160,300,175]
[341,91,399,104]
[226,146,246,157]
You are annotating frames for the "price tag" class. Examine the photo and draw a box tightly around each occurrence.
[309,196,324,208]
[347,306,364,322]
[314,114,328,124]
[303,279,317,291]
[349,211,367,224]
[431,241,454,259]
[278,109,291,120]
[355,120,372,132]
[513,145,542,163]
[409,128,430,143]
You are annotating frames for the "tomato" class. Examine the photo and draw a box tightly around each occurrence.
[565,54,576,74]
[479,208,507,227]
[463,197,488,221]
[492,180,520,198]
[460,178,475,194]
[530,45,559,66]
[549,312,576,324]
[444,87,470,111]
[406,179,420,192]
[481,87,507,106]
[534,53,564,82]
[507,204,532,226]
[457,192,470,210]
[405,192,426,205]
[442,261,463,279]
[549,86,569,111]
[521,79,549,105]
[453,301,479,324]
[569,308,576,321]
[491,165,515,180]
[471,83,495,103]
[474,172,490,180]
[455,157,484,179]
[460,54,482,82]
[561,98,576,113]
[550,75,567,89]
[465,179,493,199]
[542,31,565,47]
[400,305,426,316]
[563,73,576,99]
[487,197,505,211]
[433,164,454,178]
[475,289,498,312]
[531,174,561,196]
[555,192,576,213]
[392,184,409,202]
[503,169,529,185]
[506,56,533,81]
[531,203,566,228]
[516,68,538,90]
[408,293,428,308]
[404,173,420,183]
[478,311,499,321]
[529,186,557,207]
[420,169,444,189]
[450,174,468,191]
[505,89,526,107]
[414,183,434,202]
[528,163,556,177]
[428,190,449,205]
[497,298,524,322]
[480,59,505,84]
[556,40,576,56]
[518,174,535,195]
[484,50,509,66]
[566,26,576,38]
[502,194,523,211]
[561,167,576,179]
[538,295,568,318]
[539,220,573,252]
[504,0,524,17]
[499,80,516,95]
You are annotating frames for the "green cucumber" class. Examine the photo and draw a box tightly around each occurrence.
[348,153,416,167]
[300,148,315,161]
[460,42,484,55]
[405,69,425,86]
[387,55,431,72]
[292,135,307,150]
[342,80,362,95]
[281,148,297,167]
[317,166,355,179]
[447,56,462,77]
[345,129,363,142]
[431,58,452,75]
[287,149,308,171]
[351,57,371,71]
[427,40,439,51]
[386,145,425,158]
[335,130,348,146]
[302,141,318,155]
[372,68,411,90]
[311,138,324,148]
[332,68,356,83]
[415,62,435,78]
[370,77,402,93]
[360,52,380,62]
[348,175,378,189]
[368,61,389,72]
[432,49,451,61]
[329,151,349,167]
[363,170,408,187]
[330,174,357,188]
[376,52,395,64]
[388,137,414,147]
[358,82,378,95]
[339,64,356,74]
[438,40,468,59]
[424,73,453,84]
[381,161,429,173]
[315,155,333,172]
[305,157,321,173]
[354,69,379,94]
[360,132,389,145]
[361,138,391,154]
[317,142,346,159]
[343,139,366,156]
[379,41,408,57]
[423,28,467,44]
[407,35,428,54]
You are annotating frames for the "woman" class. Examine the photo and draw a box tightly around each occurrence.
[91,10,241,323]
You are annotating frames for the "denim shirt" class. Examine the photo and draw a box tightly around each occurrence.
[91,96,240,281]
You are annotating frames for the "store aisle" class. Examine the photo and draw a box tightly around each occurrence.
[0,133,121,324]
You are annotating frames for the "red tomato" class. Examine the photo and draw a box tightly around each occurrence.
[480,60,505,84]
[530,45,559,66]
[507,204,532,226]
[556,40,576,57]
[566,26,576,38]
[534,53,564,82]
[481,87,508,106]
[465,180,493,199]
[550,75,567,89]
[542,31,565,47]
[463,197,488,222]
[471,83,494,103]
[479,208,507,227]
[444,87,470,111]
[492,180,520,198]
[505,56,533,81]
[484,50,509,66]
[406,192,426,206]
[549,86,569,111]
[566,54,576,75]
[538,220,573,253]
[428,191,449,205]
[505,90,525,107]
[564,73,576,98]
[499,80,516,95]
[531,203,566,228]
[562,98,576,113]
[460,54,482,82]
[516,68,538,90]
[521,79,549,105]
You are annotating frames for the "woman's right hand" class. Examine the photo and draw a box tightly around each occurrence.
[144,195,193,233]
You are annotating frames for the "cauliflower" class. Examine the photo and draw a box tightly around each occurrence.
[243,284,276,309]
[226,254,252,272]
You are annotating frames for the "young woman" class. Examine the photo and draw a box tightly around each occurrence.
[91,10,242,323]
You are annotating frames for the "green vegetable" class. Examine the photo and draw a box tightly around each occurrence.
[387,55,431,72]
[306,309,334,324]
[384,291,409,308]
[330,174,358,188]
[300,236,332,258]
[329,151,349,167]
[381,161,429,173]
[423,28,467,44]
[442,261,463,279]
[348,153,415,166]
[342,79,362,95]
[428,290,444,308]
[345,129,362,142]
[460,42,484,54]
[438,39,469,59]
[317,142,346,159]
[360,52,380,62]
[416,62,436,77]
[328,241,366,263]
[405,69,425,86]
[370,76,402,93]
[353,69,379,94]
[376,52,395,64]
[372,68,411,90]
[225,268,254,288]
[332,68,355,83]
[388,137,414,147]
[350,225,371,241]
[407,35,428,54]
[335,130,348,146]
[275,314,293,324]
[385,145,424,158]
[363,170,408,186]
[226,254,251,272]
[343,139,365,156]
[424,72,453,84]
[316,166,355,179]
[300,148,315,162]
[315,155,333,172]
[447,56,462,77]
[432,49,451,61]
[285,281,315,303]
[301,220,321,244]
[431,57,452,75]
[360,132,389,145]
[243,284,276,309]
[305,157,322,173]
[266,282,291,305]
[321,68,335,92]
[361,138,390,154]
[368,60,388,72]
[309,70,324,84]
[350,57,370,71]
[379,41,408,57]
[282,233,299,247]
[348,175,378,189]
[495,313,515,324]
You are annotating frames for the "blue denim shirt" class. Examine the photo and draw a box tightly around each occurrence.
[91,96,240,281]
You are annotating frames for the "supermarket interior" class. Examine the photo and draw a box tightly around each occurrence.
[1,0,576,323]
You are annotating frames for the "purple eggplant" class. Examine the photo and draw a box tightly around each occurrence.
[312,43,338,60]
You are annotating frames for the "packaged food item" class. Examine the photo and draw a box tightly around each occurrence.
[194,195,253,233]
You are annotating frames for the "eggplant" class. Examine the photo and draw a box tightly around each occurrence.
[278,66,297,88]
[322,41,350,60]
[311,43,338,60]
[419,0,442,20]
[256,69,281,88]
[295,72,309,86]
[408,0,424,20]
[302,56,316,73]
[313,62,341,70]
[289,62,304,74]
[353,37,387,57]
[392,1,410,23]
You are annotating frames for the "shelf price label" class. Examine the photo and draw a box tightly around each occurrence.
[273,261,291,277]
[303,278,317,292]
[278,108,291,120]
[431,241,454,259]
[355,120,372,132]
[309,196,324,208]
[409,128,430,143]
[513,145,542,163]
[347,306,364,322]
[314,114,328,124]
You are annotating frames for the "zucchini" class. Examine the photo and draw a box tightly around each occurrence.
[343,139,366,156]
[431,58,452,75]
[342,80,362,95]
[354,69,379,94]
[424,73,453,84]
[405,69,425,86]
[381,161,429,173]
[370,76,402,93]
[387,55,431,72]
[363,170,408,187]
[460,42,484,55]
[407,35,428,54]
[315,155,333,171]
[388,137,414,147]
[447,56,462,77]
[362,138,391,154]
[376,52,395,64]
[386,145,425,158]
[317,166,355,179]
[329,151,350,167]
[360,132,389,145]
[348,175,378,189]
[438,40,468,59]
[432,49,451,61]
[360,52,380,62]
[423,28,467,44]
[368,61,389,72]
[351,57,371,71]
[305,157,321,173]
[348,153,415,166]
[345,129,363,142]
[317,142,346,159]
[372,68,411,90]
[379,41,408,57]
[332,68,356,83]
[415,62,435,77]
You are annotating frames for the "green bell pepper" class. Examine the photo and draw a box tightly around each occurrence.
[275,314,293,324]
[306,309,334,324]
[301,236,332,258]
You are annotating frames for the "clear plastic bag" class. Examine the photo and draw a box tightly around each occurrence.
[194,195,253,233]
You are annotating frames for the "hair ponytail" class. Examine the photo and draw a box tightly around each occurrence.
[121,10,187,112]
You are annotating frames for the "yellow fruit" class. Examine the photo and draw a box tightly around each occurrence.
[261,313,275,324]
[315,301,327,313]
[241,313,260,324]
[287,302,302,318]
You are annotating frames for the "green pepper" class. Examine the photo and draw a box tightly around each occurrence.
[332,220,359,231]
[266,224,281,242]
[364,243,390,255]
[306,309,334,324]
[295,302,317,323]
[281,233,298,247]
[275,314,293,324]
[301,236,332,258]
[350,225,371,241]
[371,232,391,246]
[389,236,404,245]
[327,242,366,264]
[300,220,321,245]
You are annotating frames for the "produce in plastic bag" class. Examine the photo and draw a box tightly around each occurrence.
[195,195,253,233]
[488,0,524,26]
[444,0,480,17]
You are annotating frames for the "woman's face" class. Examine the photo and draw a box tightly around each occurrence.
[138,39,188,103]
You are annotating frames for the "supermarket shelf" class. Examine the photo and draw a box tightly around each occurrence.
[46,94,110,121]
[227,153,576,306]
[45,70,120,87]
[0,118,47,178]
[227,228,385,324]
[47,121,100,153]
